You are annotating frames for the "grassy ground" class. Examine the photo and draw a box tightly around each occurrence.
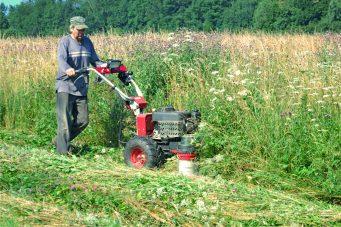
[0,130,340,225]
[0,32,340,225]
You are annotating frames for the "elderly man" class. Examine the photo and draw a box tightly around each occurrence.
[55,16,105,154]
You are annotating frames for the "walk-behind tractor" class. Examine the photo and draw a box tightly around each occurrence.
[77,60,201,175]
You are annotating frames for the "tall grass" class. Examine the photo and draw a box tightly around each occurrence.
[0,32,340,197]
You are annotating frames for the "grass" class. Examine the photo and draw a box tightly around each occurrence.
[0,137,340,225]
[0,31,340,224]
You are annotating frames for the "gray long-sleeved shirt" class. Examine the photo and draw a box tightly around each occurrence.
[56,35,102,96]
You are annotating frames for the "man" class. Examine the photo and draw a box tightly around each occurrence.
[55,16,106,154]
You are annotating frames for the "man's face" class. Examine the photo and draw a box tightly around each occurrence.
[71,28,85,41]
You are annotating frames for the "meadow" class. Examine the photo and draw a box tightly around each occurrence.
[0,32,340,225]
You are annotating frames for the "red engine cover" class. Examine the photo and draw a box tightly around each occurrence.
[136,113,154,136]
[95,64,127,75]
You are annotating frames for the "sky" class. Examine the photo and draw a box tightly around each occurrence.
[0,0,22,5]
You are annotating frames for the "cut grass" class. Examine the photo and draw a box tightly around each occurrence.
[0,138,339,225]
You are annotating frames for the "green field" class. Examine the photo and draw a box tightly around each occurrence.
[0,32,340,225]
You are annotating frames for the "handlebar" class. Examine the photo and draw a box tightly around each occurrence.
[75,68,89,74]
[74,67,143,102]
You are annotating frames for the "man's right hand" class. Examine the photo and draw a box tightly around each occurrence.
[66,68,76,77]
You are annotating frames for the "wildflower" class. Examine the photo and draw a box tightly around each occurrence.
[214,89,225,94]
[322,86,335,91]
[172,43,179,48]
[156,187,164,196]
[323,95,330,98]
[209,88,216,93]
[180,199,190,207]
[213,154,224,162]
[309,93,318,96]
[311,119,316,122]
[238,89,249,96]
[316,100,324,104]
[198,122,207,129]
[235,70,241,76]
[196,199,206,212]
[211,71,219,75]
[241,79,248,84]
[226,96,234,102]
[227,74,234,79]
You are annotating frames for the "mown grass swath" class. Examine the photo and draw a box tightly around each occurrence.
[0,32,340,224]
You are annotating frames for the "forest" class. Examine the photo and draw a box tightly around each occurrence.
[0,0,340,36]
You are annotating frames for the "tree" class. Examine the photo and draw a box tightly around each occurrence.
[319,0,341,31]
[223,0,258,30]
[254,0,331,32]
[0,3,9,30]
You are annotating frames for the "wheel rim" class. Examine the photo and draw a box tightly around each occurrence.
[130,147,147,168]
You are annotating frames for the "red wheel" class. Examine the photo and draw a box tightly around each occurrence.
[124,137,165,168]
[130,147,147,168]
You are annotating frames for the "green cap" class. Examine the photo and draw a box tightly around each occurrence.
[70,16,88,30]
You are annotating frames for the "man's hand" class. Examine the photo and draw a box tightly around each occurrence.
[66,68,76,77]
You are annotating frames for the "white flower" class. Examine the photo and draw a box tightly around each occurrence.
[211,71,219,75]
[226,96,234,102]
[172,43,179,48]
[238,89,249,96]
[214,154,224,162]
[241,79,248,85]
[198,122,207,129]
[209,88,216,93]
[180,199,190,207]
[322,86,335,91]
[156,187,164,196]
[227,74,234,79]
[235,70,241,76]
[309,93,318,96]
[196,199,206,212]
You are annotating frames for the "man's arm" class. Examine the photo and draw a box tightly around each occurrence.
[57,37,75,77]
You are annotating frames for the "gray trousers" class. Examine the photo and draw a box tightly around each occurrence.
[56,92,89,154]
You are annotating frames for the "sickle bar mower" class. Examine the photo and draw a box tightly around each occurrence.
[78,60,201,172]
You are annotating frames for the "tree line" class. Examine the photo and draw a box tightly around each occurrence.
[0,0,340,36]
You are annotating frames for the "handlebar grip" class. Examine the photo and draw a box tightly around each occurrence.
[75,68,89,74]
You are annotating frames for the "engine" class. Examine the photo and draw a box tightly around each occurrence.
[152,106,201,140]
